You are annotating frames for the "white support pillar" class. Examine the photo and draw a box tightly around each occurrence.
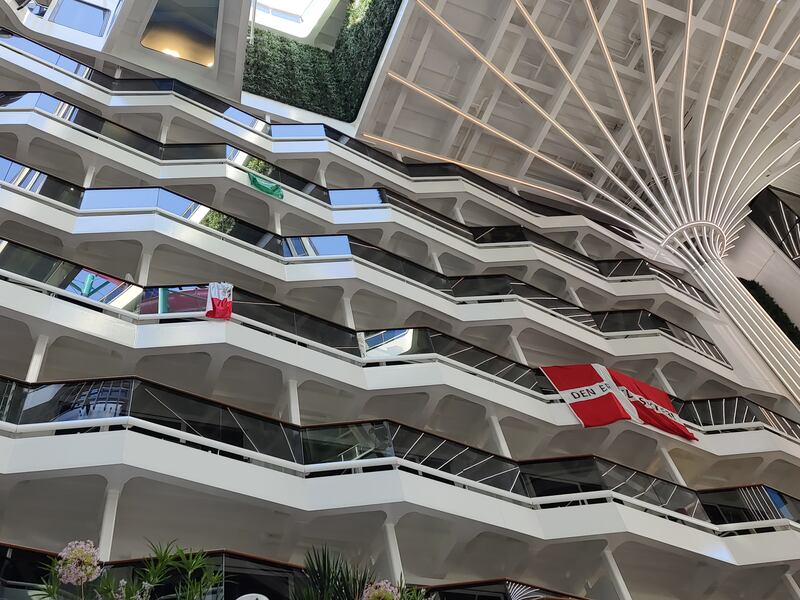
[135,248,155,286]
[25,334,49,383]
[271,209,283,236]
[82,163,98,189]
[98,479,125,561]
[785,573,800,600]
[488,413,512,458]
[429,252,444,273]
[281,379,301,425]
[602,548,633,600]
[158,115,174,144]
[382,521,404,584]
[653,366,678,396]
[341,294,357,329]
[508,334,528,364]
[659,447,687,487]
[566,287,584,308]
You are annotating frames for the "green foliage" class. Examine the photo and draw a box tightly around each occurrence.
[245,157,276,177]
[740,278,800,349]
[200,210,237,235]
[291,547,373,600]
[243,0,402,122]
[37,540,222,600]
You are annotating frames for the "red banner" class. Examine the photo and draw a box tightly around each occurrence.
[206,282,233,320]
[542,364,697,441]
[541,364,636,427]
[609,369,697,441]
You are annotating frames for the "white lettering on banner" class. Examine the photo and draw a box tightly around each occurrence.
[618,387,679,419]
[563,382,612,402]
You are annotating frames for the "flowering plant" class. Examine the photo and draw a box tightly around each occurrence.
[362,580,399,600]
[55,540,102,587]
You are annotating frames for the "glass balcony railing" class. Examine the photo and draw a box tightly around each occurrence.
[674,397,800,441]
[596,258,712,305]
[749,187,800,267]
[0,78,711,305]
[699,485,800,527]
[0,153,725,363]
[593,309,726,363]
[5,374,799,533]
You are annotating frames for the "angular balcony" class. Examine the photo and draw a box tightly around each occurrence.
[0,152,726,364]
[2,374,800,537]
[0,84,711,308]
[674,397,800,442]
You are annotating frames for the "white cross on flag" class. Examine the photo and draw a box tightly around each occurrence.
[541,363,696,440]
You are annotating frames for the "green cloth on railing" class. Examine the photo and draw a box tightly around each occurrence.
[248,172,284,199]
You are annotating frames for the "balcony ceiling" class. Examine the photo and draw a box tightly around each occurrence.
[359,0,800,237]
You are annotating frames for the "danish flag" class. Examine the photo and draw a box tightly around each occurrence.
[206,282,233,320]
[542,364,696,440]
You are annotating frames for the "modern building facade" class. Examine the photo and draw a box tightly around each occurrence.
[1,1,800,599]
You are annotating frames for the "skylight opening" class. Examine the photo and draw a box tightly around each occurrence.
[254,0,335,39]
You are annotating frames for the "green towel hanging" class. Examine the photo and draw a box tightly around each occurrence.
[248,172,284,199]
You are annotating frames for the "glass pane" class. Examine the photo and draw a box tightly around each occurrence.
[51,0,110,36]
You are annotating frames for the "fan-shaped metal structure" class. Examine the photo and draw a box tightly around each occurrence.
[362,0,800,401]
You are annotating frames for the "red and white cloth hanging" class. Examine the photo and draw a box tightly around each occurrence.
[206,282,233,320]
[541,363,696,441]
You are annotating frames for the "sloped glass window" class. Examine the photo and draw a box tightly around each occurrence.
[51,0,109,36]
[141,0,219,67]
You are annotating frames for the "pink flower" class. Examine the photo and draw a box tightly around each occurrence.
[362,580,399,600]
[56,540,102,586]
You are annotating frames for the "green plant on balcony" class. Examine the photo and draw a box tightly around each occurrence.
[243,0,403,122]
[200,210,237,235]
[292,547,428,600]
[36,540,223,600]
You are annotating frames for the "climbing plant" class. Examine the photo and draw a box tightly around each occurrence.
[243,0,403,122]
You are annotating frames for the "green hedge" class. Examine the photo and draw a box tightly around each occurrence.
[740,278,800,349]
[243,0,402,122]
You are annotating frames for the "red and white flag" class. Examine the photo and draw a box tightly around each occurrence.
[542,363,697,441]
[541,363,639,427]
[608,369,697,441]
[206,282,233,320]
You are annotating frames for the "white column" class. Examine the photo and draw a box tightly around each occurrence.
[98,480,124,561]
[158,115,174,144]
[652,367,678,396]
[785,573,800,600]
[659,447,687,487]
[281,379,301,425]
[270,209,283,235]
[602,548,633,600]
[82,163,98,188]
[508,334,527,364]
[488,413,512,458]
[382,521,404,584]
[25,334,49,383]
[341,294,357,329]
[135,248,154,286]
[429,252,444,273]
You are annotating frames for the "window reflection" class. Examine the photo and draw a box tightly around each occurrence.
[51,0,110,36]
